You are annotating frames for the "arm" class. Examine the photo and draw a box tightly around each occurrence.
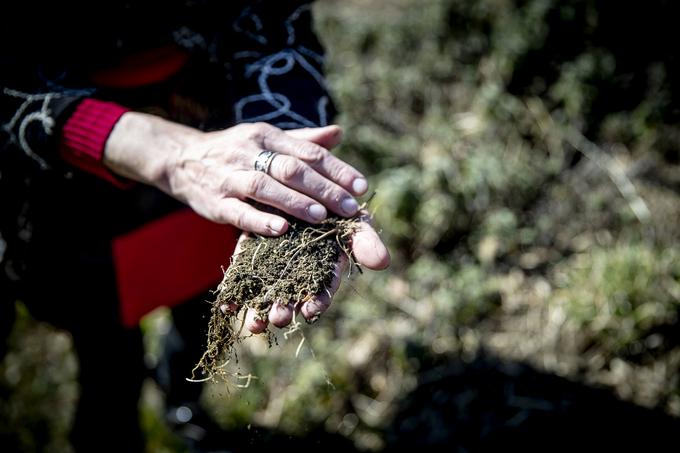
[104,112,366,234]
[104,113,390,331]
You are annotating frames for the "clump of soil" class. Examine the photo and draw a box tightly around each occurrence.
[192,214,362,380]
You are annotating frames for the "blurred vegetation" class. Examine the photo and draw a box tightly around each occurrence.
[2,0,680,451]
[0,304,77,453]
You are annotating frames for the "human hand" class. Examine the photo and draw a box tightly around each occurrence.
[105,114,368,236]
[222,214,390,333]
[105,114,389,332]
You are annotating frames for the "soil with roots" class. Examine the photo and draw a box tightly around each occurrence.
[192,214,361,380]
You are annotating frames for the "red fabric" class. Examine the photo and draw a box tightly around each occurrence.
[59,98,132,188]
[89,45,190,88]
[60,46,190,184]
[60,49,229,327]
[113,208,239,327]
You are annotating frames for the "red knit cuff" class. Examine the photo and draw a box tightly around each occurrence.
[59,98,132,188]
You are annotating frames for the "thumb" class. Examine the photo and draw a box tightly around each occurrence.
[285,125,343,150]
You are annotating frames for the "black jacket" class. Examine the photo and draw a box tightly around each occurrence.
[0,0,334,293]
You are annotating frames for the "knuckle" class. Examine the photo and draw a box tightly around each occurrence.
[253,122,277,143]
[319,185,344,204]
[244,172,266,197]
[211,203,233,225]
[333,167,354,185]
[299,143,326,164]
[237,122,274,143]
[231,122,254,137]
[279,157,303,181]
[232,208,250,230]
[205,206,224,224]
[219,176,236,196]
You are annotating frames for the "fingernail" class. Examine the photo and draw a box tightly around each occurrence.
[220,303,237,314]
[352,178,368,195]
[308,204,326,221]
[341,197,359,215]
[305,315,320,324]
[302,306,322,324]
[268,218,286,234]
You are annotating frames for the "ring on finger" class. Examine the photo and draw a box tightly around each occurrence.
[254,150,278,174]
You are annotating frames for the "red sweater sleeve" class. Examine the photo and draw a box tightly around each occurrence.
[59,98,132,188]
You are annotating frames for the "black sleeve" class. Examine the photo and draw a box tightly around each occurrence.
[0,64,87,171]
[0,58,91,286]
[226,0,337,129]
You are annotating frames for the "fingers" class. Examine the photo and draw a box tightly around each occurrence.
[242,257,346,332]
[293,222,390,324]
[233,231,250,255]
[176,122,370,231]
[233,246,294,333]
[228,169,332,224]
[245,308,267,334]
[285,125,343,150]
[226,157,360,222]
[230,221,389,334]
[351,219,391,270]
[266,154,360,218]
[214,198,288,236]
[300,255,346,322]
[262,126,368,198]
[243,301,293,333]
[210,123,368,226]
[235,227,387,333]
[268,301,294,327]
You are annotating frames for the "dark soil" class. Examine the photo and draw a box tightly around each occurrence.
[193,215,360,380]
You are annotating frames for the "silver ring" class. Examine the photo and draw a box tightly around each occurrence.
[254,150,278,174]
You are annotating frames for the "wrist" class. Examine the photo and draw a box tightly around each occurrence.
[104,112,202,193]
[59,98,132,187]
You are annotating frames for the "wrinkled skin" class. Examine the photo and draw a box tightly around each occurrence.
[105,116,389,333]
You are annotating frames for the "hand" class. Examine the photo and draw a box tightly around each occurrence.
[220,126,390,332]
[104,114,369,235]
[225,215,390,333]
[104,113,390,330]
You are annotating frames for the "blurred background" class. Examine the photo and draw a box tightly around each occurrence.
[2,0,680,451]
